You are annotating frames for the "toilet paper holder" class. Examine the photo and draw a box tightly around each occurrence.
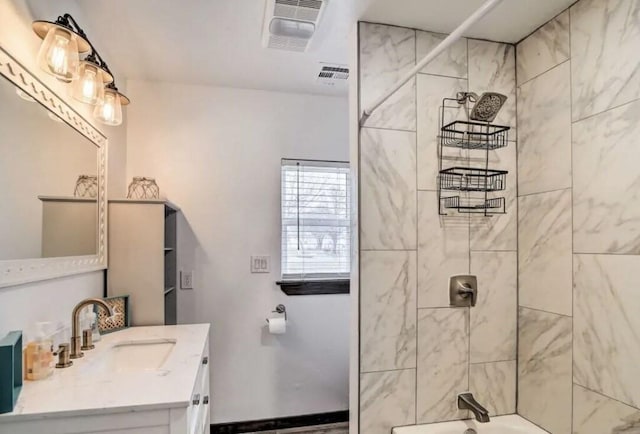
[266,304,287,323]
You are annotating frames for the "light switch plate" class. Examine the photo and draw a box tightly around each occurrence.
[180,270,193,289]
[251,256,271,273]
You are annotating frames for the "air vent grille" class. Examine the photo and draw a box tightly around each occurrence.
[274,1,321,22]
[263,0,327,52]
[268,35,308,52]
[275,0,322,9]
[317,64,349,86]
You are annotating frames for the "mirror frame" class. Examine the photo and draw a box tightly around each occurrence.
[0,46,107,288]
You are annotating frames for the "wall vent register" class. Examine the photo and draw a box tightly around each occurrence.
[317,64,349,86]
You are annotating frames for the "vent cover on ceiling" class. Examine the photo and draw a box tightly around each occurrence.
[262,0,328,52]
[316,64,349,86]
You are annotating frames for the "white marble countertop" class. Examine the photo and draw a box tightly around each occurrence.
[0,324,209,422]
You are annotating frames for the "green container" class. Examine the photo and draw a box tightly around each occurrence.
[0,331,22,414]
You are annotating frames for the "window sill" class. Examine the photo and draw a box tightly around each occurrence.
[276,279,350,295]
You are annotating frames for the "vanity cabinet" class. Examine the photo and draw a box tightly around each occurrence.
[170,339,211,434]
[107,199,179,326]
[0,325,211,434]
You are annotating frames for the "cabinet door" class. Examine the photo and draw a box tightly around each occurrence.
[196,360,211,434]
[188,343,211,434]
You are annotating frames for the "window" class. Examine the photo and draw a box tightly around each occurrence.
[280,159,350,290]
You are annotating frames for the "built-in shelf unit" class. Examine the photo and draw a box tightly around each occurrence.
[107,199,179,325]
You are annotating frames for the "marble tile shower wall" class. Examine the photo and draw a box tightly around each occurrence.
[516,0,640,433]
[358,23,517,434]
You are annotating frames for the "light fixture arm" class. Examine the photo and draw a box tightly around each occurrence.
[56,13,116,85]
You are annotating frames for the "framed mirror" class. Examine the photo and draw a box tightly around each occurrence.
[0,46,107,288]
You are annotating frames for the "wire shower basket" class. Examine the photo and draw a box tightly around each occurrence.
[440,120,509,150]
[437,96,511,216]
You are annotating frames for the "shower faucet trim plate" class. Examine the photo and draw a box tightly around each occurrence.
[450,275,478,307]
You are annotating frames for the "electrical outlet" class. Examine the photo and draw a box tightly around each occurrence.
[251,256,270,273]
[181,270,193,289]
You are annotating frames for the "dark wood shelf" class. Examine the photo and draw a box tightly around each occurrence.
[276,279,349,295]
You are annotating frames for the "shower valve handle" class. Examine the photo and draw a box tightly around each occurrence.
[457,283,477,306]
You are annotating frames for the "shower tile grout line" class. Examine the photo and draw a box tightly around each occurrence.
[469,358,517,366]
[514,30,521,418]
[519,305,572,319]
[356,19,360,426]
[360,249,417,252]
[360,367,417,375]
[466,36,472,414]
[413,28,419,425]
[568,8,575,431]
[517,58,571,88]
[574,383,640,411]
[416,70,469,81]
[573,251,640,257]
[517,186,572,198]
[570,95,640,125]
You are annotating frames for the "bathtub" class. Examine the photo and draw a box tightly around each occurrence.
[392,415,549,433]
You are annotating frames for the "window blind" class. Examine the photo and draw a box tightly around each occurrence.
[281,159,351,281]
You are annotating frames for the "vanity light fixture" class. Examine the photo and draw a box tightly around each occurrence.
[94,83,129,126]
[32,14,129,126]
[72,53,113,105]
[33,19,88,82]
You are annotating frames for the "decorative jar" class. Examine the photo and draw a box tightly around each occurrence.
[127,177,160,199]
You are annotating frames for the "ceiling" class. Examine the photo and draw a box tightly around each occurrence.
[25,0,575,97]
[358,0,575,43]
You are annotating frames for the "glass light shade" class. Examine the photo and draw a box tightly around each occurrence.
[36,27,80,82]
[72,61,105,105]
[47,112,63,123]
[94,88,122,126]
[15,87,36,102]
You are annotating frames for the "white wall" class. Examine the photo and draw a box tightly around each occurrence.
[0,273,103,335]
[126,80,350,423]
[0,0,126,336]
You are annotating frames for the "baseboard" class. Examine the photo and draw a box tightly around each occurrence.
[210,410,349,433]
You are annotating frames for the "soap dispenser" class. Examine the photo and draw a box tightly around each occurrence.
[24,322,54,380]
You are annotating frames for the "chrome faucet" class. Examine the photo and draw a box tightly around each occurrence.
[70,298,114,359]
[458,393,490,423]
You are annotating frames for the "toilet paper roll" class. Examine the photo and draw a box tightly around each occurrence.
[267,317,287,334]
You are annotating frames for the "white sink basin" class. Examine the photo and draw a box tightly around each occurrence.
[95,338,176,374]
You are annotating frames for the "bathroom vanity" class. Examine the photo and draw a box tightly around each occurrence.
[0,324,210,434]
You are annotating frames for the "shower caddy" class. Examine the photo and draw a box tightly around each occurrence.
[438,96,510,216]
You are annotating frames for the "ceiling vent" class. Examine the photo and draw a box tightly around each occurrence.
[316,63,349,86]
[262,0,328,52]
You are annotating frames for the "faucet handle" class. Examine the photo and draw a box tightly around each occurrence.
[457,282,477,306]
[450,275,478,307]
[81,329,95,351]
[55,343,73,368]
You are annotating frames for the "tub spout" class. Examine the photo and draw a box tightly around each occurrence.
[458,392,490,423]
